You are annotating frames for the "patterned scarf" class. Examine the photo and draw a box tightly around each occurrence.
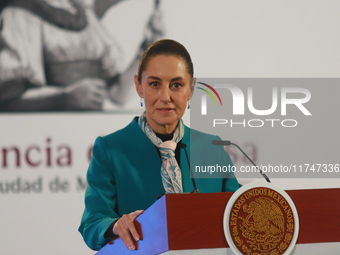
[138,112,184,193]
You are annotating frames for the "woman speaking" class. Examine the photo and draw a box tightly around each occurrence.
[79,39,240,251]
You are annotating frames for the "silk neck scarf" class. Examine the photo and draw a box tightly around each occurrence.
[138,112,184,193]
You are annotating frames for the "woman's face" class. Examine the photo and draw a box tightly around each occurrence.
[135,55,193,134]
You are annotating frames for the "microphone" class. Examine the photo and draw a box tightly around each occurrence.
[181,143,199,193]
[211,140,231,146]
[212,140,271,183]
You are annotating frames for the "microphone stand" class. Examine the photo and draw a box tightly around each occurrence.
[212,140,271,183]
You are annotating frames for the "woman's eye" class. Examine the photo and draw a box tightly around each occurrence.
[150,82,159,88]
[172,83,182,89]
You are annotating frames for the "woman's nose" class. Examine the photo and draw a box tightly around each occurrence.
[159,87,171,102]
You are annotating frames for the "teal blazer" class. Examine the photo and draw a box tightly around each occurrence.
[79,117,239,250]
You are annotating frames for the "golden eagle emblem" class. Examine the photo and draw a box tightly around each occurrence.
[227,187,296,255]
[242,197,285,235]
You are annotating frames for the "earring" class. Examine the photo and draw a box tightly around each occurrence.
[187,101,190,109]
[140,98,144,107]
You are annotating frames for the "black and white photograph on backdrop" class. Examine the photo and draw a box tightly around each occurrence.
[0,0,162,111]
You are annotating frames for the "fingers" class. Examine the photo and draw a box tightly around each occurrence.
[68,77,106,89]
[131,210,144,219]
[86,78,106,88]
[65,77,107,110]
[115,219,136,250]
[123,214,140,241]
[141,8,163,49]
[124,210,144,241]
[113,210,144,251]
[92,83,106,100]
[88,82,106,109]
[148,8,163,36]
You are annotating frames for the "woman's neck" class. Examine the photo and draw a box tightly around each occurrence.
[155,132,173,142]
[146,117,178,134]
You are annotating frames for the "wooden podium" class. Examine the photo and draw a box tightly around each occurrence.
[96,188,340,254]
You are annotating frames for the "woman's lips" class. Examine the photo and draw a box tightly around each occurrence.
[157,108,174,113]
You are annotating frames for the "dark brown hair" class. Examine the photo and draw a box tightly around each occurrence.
[137,39,194,83]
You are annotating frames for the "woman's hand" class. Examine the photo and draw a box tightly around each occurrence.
[64,78,106,110]
[108,5,164,105]
[113,210,144,251]
[140,6,164,52]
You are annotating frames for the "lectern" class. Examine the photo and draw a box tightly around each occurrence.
[96,188,340,255]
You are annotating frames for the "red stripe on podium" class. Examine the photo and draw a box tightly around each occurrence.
[288,188,340,244]
[165,189,340,251]
[167,192,232,250]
